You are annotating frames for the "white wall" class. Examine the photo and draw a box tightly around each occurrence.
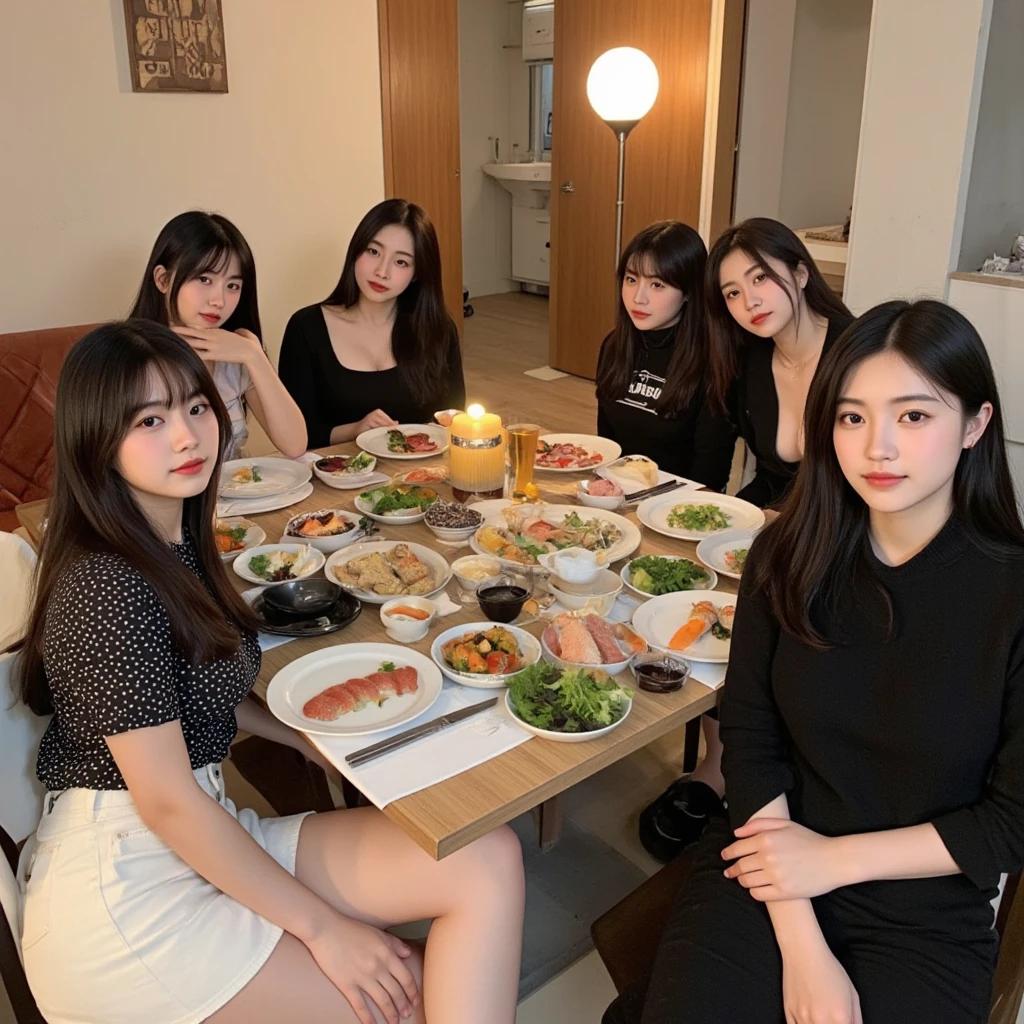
[732,0,797,223]
[776,0,871,230]
[957,0,1024,272]
[0,0,385,362]
[733,0,870,230]
[459,0,531,299]
[844,0,993,312]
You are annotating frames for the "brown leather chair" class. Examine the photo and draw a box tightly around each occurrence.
[0,324,98,532]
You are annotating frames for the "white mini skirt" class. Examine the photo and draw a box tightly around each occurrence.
[17,763,312,1024]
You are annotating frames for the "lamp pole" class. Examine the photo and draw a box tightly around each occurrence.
[608,121,639,267]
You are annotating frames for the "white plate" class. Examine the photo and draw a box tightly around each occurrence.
[266,643,443,737]
[465,498,513,519]
[220,457,311,499]
[534,433,622,473]
[695,528,759,581]
[430,623,542,689]
[597,456,698,494]
[504,689,632,743]
[280,509,368,554]
[353,492,431,525]
[215,518,266,562]
[621,555,719,599]
[216,481,315,518]
[631,589,736,663]
[470,504,641,569]
[636,493,765,542]
[324,540,454,605]
[356,424,449,460]
[314,466,389,491]
[232,543,326,587]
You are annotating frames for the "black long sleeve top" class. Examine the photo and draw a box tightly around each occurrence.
[595,327,735,489]
[278,304,466,449]
[721,517,1024,922]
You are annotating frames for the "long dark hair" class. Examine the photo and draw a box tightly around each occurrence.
[752,299,1024,649]
[129,211,263,340]
[596,221,709,416]
[705,217,851,413]
[324,199,456,405]
[10,320,260,715]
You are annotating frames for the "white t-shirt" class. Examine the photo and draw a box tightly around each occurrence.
[209,361,251,460]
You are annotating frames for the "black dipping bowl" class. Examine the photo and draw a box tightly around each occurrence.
[262,579,341,616]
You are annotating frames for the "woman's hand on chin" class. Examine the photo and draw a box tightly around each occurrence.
[173,326,262,366]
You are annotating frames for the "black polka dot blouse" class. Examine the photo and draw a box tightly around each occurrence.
[37,536,261,791]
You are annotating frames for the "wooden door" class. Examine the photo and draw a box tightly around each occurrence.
[550,0,718,378]
[378,0,464,334]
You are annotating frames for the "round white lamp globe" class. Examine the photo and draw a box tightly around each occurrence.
[586,47,660,124]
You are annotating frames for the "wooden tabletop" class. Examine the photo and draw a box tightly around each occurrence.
[16,447,736,859]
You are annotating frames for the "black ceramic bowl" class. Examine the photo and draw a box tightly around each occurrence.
[262,578,341,617]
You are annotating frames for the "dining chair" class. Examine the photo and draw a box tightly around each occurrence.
[592,849,1024,1024]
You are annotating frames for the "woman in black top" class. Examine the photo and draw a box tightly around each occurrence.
[279,199,466,449]
[639,221,853,862]
[707,217,854,508]
[608,300,1024,1024]
[595,221,734,487]
[11,321,523,1024]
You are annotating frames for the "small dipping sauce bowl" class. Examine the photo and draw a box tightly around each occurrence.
[477,572,532,623]
[630,651,691,694]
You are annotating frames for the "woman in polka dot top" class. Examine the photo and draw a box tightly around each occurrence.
[9,320,525,1024]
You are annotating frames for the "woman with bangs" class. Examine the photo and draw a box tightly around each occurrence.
[10,320,525,1024]
[130,210,307,459]
[595,221,735,486]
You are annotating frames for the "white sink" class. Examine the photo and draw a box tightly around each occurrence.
[483,162,552,184]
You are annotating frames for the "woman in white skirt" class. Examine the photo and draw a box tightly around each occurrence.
[8,319,525,1024]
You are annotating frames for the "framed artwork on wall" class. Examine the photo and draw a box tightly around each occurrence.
[123,0,228,93]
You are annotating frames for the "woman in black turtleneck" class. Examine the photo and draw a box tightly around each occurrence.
[595,222,734,488]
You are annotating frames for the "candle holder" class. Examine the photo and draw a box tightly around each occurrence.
[449,404,507,503]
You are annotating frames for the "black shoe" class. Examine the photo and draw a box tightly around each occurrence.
[638,778,724,863]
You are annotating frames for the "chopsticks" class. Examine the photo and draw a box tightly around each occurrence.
[623,479,689,504]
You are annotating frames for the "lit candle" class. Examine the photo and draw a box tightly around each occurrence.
[449,403,506,502]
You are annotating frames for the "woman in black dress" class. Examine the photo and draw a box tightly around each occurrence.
[610,299,1024,1024]
[595,221,734,487]
[639,220,854,862]
[279,199,466,448]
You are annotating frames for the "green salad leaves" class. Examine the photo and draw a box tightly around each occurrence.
[507,663,632,733]
[627,555,710,595]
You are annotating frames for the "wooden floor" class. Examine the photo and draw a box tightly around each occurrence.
[461,292,598,433]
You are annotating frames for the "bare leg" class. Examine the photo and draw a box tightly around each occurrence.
[206,932,425,1023]
[686,715,725,797]
[294,808,524,1024]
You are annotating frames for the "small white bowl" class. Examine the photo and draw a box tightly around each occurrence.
[547,568,624,615]
[232,544,325,587]
[312,454,379,490]
[577,480,625,511]
[215,518,266,562]
[380,597,437,642]
[537,547,601,585]
[427,523,480,544]
[281,509,366,554]
[451,555,503,591]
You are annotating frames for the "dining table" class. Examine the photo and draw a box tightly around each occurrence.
[15,442,736,860]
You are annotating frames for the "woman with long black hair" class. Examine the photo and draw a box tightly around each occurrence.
[595,221,734,486]
[278,199,466,448]
[609,299,1024,1024]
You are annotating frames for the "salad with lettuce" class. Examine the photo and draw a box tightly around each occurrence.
[507,663,632,734]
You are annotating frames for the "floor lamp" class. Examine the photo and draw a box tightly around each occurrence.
[586,47,660,268]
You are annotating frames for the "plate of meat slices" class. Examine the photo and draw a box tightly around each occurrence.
[356,424,449,460]
[266,643,443,737]
[533,434,621,473]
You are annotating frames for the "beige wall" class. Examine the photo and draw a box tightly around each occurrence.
[0,0,386,362]
[844,0,992,312]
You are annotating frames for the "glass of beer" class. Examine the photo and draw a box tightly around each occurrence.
[506,420,540,503]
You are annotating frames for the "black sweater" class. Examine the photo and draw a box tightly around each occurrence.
[730,315,853,508]
[278,304,466,449]
[595,327,735,489]
[721,517,1024,924]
